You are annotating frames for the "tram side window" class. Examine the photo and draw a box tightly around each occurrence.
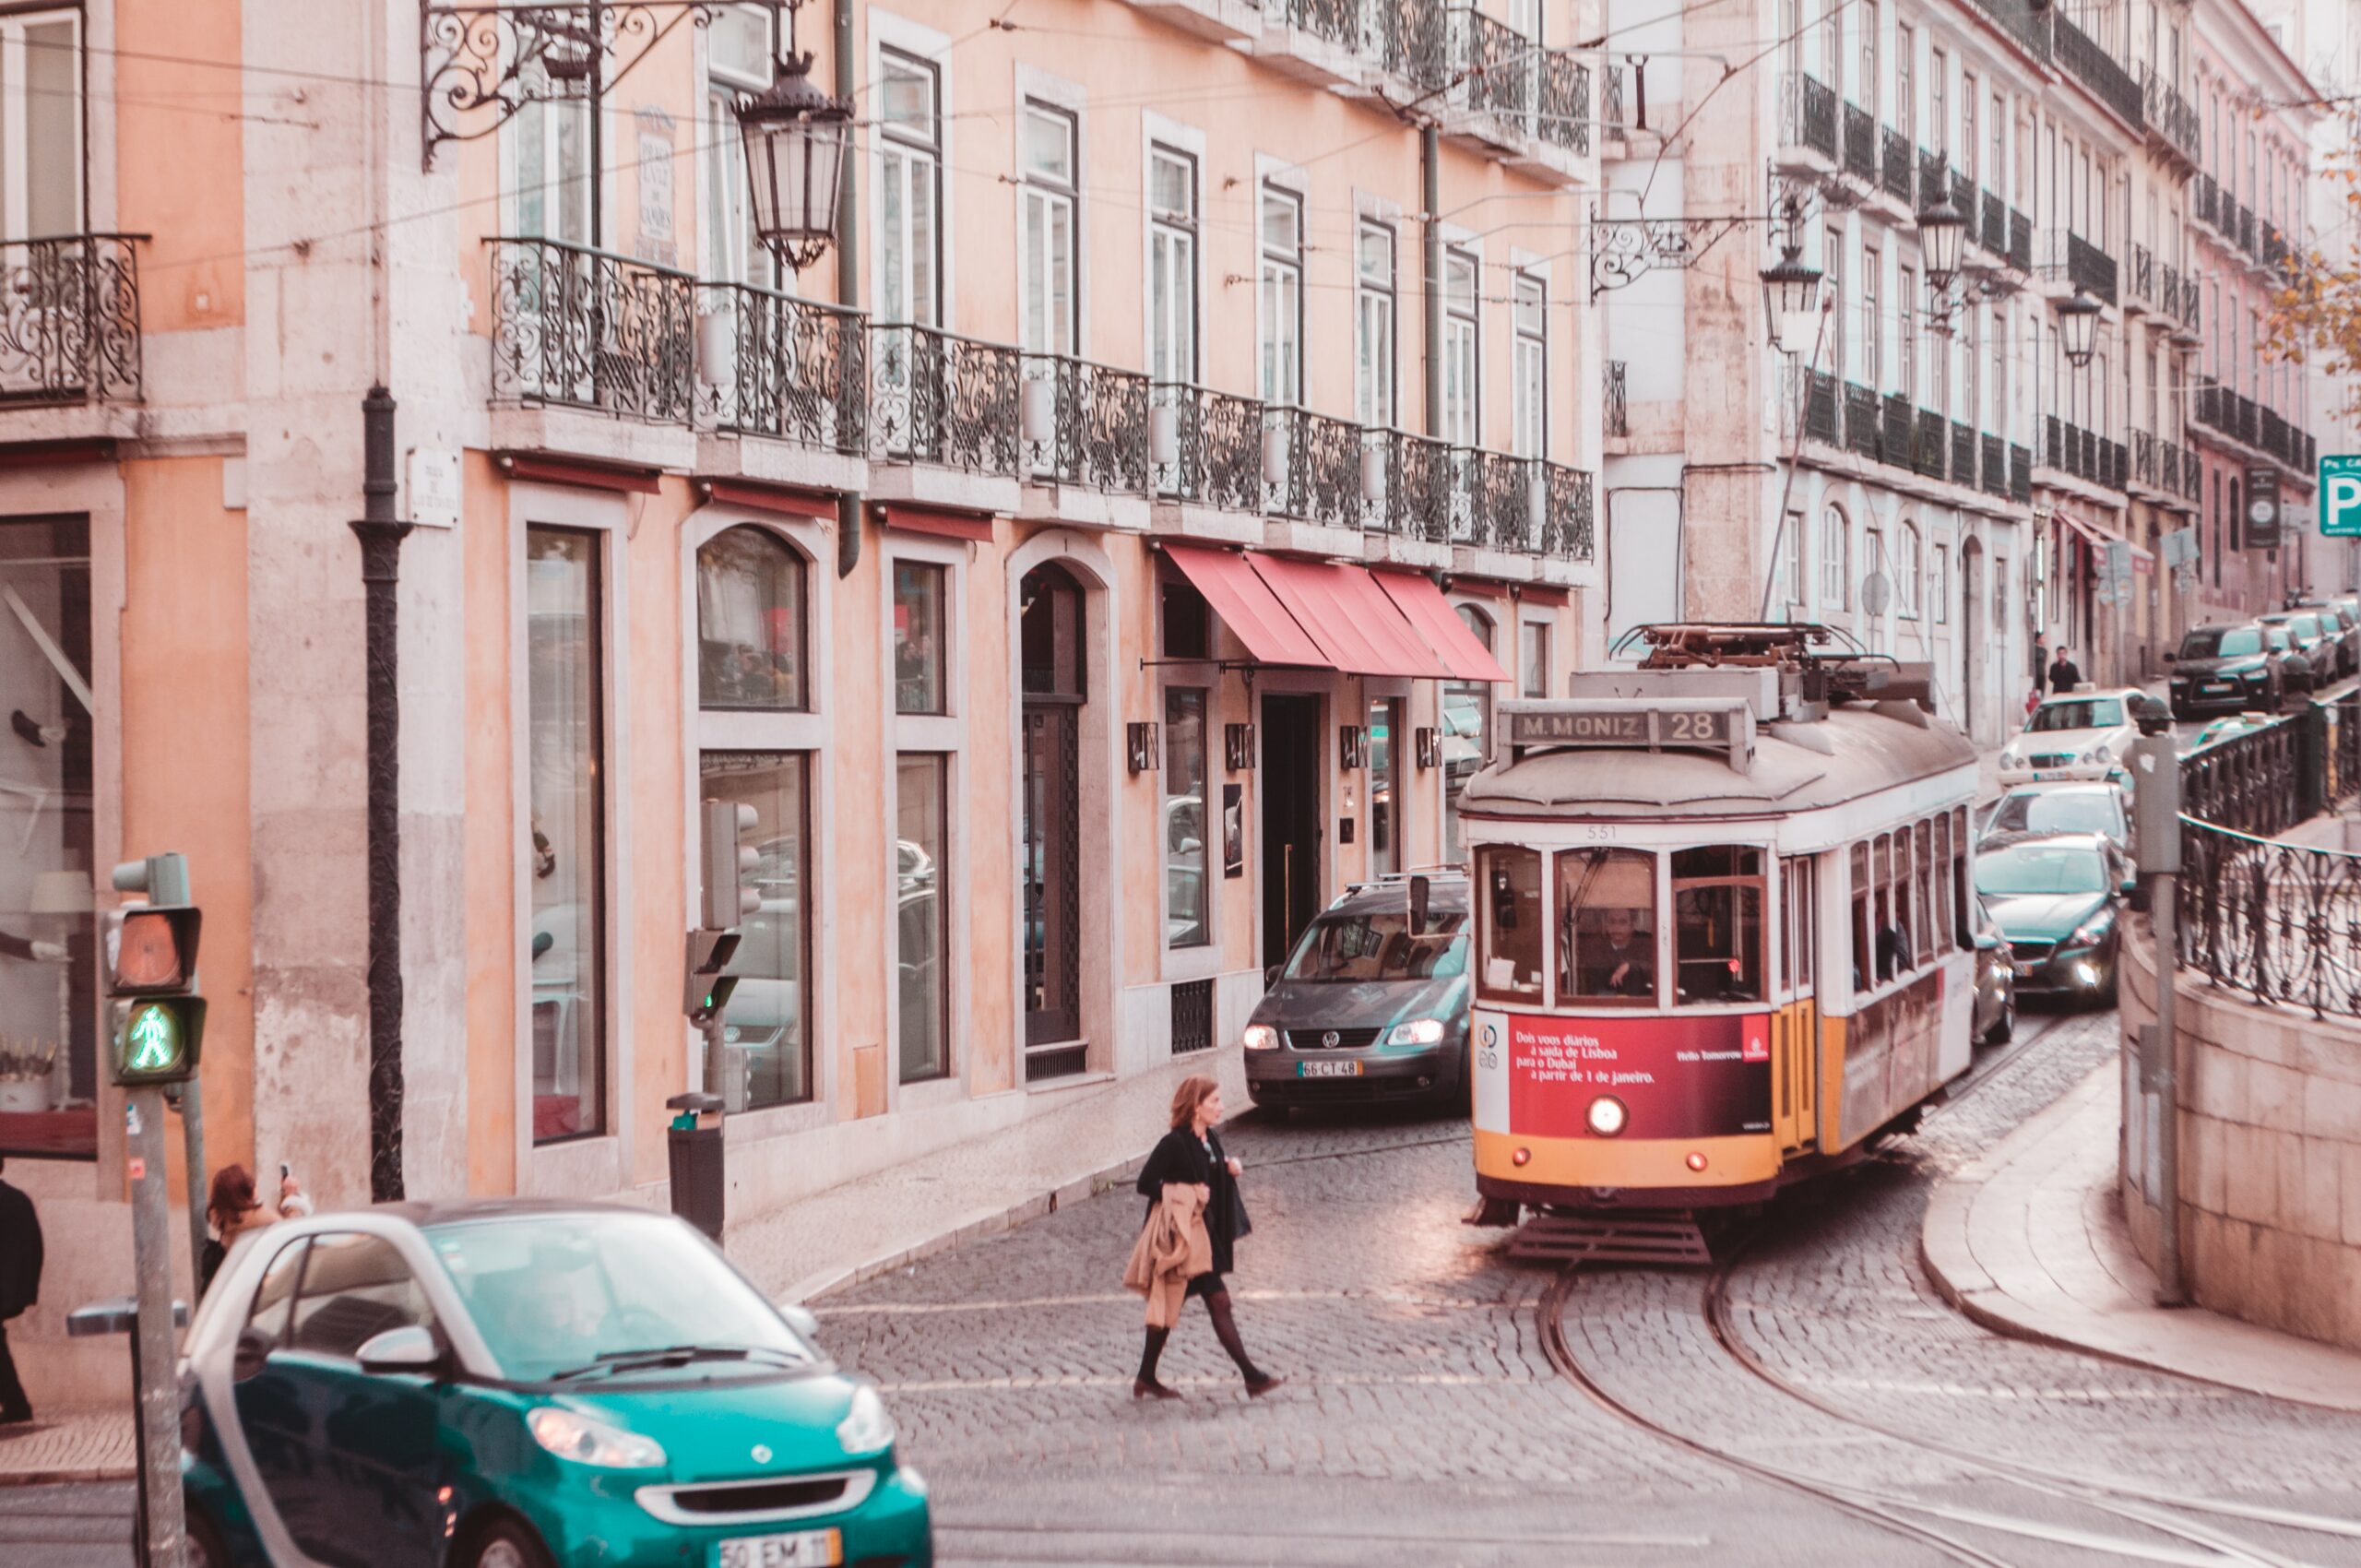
[1557,848,1656,1004]
[1477,845,1545,1004]
[1932,815,1956,951]
[1952,805,1971,948]
[1880,832,1914,979]
[1781,857,1815,997]
[1850,843,1871,992]
[1670,846,1763,1005]
[1914,821,1935,967]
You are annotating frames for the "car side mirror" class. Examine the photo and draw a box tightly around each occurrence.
[779,1303,821,1340]
[232,1326,274,1384]
[356,1324,445,1377]
[1264,964,1281,989]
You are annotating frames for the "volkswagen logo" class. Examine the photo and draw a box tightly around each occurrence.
[751,1444,773,1465]
[1321,1030,1340,1048]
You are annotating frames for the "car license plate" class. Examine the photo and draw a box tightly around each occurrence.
[1299,1060,1364,1078]
[2033,769,2066,781]
[718,1530,841,1568]
[2202,683,2232,695]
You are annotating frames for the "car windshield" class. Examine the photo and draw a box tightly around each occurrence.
[1987,790,2118,837]
[2030,699,2123,732]
[426,1212,814,1381]
[2182,627,2260,659]
[1975,843,2109,897]
[2284,614,2321,638]
[1283,910,1468,982]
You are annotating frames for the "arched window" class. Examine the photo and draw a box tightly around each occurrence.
[697,525,807,710]
[1442,604,1495,861]
[1821,505,1850,611]
[1897,521,1923,617]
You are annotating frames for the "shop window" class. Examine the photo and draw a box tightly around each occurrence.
[1164,687,1209,948]
[892,561,946,715]
[1477,845,1544,1004]
[526,526,606,1144]
[1161,575,1210,661]
[1671,846,1763,1005]
[896,754,949,1081]
[1442,605,1494,861]
[1557,848,1655,1004]
[1519,621,1550,699]
[702,753,811,1108]
[0,516,92,1159]
[696,526,806,710]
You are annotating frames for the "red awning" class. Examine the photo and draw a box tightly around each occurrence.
[1516,585,1571,608]
[881,505,994,543]
[704,480,839,519]
[1372,570,1510,683]
[1247,554,1452,679]
[1160,544,1329,668]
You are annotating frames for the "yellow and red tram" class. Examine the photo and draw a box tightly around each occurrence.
[1465,625,1981,1217]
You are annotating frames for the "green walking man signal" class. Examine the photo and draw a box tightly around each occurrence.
[104,854,205,1087]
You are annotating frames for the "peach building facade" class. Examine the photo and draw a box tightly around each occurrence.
[0,0,1601,1402]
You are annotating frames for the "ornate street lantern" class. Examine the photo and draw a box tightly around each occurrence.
[1759,243,1822,349]
[733,8,852,272]
[2058,289,2103,369]
[1916,192,1967,288]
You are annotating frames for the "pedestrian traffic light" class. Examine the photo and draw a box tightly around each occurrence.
[684,928,743,1026]
[104,852,203,1085]
[701,801,762,931]
[111,996,206,1085]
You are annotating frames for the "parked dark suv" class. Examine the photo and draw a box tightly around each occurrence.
[2167,622,2295,718]
[2291,600,2360,680]
[2261,610,2335,694]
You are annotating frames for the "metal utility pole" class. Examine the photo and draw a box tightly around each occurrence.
[125,1092,183,1568]
[2131,706,2185,1306]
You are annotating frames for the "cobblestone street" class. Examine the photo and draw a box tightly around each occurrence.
[814,1007,2361,1567]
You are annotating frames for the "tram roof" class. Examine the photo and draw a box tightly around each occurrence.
[1460,703,1976,819]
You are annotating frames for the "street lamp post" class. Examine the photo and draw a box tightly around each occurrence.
[1916,192,1968,289]
[732,4,853,271]
[2058,289,2103,369]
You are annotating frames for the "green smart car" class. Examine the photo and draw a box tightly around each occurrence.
[178,1201,930,1568]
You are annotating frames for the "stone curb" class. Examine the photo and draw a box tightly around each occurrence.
[0,1462,132,1487]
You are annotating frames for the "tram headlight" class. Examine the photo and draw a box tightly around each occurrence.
[1586,1095,1629,1137]
[1242,1024,1279,1051]
[1383,1018,1445,1047]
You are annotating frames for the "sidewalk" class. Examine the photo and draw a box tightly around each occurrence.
[1920,1063,2361,1413]
[0,1408,135,1485]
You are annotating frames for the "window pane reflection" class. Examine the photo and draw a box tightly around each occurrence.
[896,754,948,1081]
[697,527,806,710]
[1164,688,1208,947]
[894,563,946,714]
[527,527,605,1143]
[703,753,810,1109]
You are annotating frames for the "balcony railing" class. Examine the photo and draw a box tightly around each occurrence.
[1916,148,1946,213]
[1606,359,1628,437]
[1951,420,1975,487]
[1915,407,1947,481]
[1264,405,1369,529]
[1842,103,1875,183]
[1542,461,1595,560]
[1602,65,1626,134]
[1982,434,2007,499]
[2141,66,2201,165]
[1538,53,1591,155]
[2129,244,2154,309]
[1964,0,2053,62]
[2055,15,2143,129]
[2194,174,2220,232]
[1845,381,1879,459]
[1881,393,1913,469]
[2009,209,2033,272]
[1980,190,2007,256]
[0,233,142,406]
[2227,198,2257,259]
[871,323,1024,476]
[1269,0,1362,50]
[487,236,695,422]
[697,282,865,454]
[2011,443,2033,504]
[2132,428,2159,490]
[1023,355,1151,493]
[1880,126,1912,203]
[2263,222,2289,273]
[1152,383,1264,513]
[1801,368,1839,446]
[1784,74,1838,160]
[2066,232,2118,303]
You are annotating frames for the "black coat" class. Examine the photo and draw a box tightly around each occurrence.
[1137,1126,1252,1277]
[2049,659,2083,694]
[0,1178,42,1321]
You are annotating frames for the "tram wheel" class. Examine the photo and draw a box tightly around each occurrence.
[1983,999,2014,1045]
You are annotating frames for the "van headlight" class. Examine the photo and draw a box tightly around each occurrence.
[836,1384,896,1456]
[1242,1024,1279,1051]
[528,1408,667,1469]
[1383,1018,1445,1047]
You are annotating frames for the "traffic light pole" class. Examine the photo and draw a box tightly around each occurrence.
[126,1087,186,1568]
[2131,719,2186,1307]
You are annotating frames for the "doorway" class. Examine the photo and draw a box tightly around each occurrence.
[1261,693,1323,974]
[1020,564,1085,1078]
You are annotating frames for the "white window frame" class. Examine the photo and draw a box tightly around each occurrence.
[1144,119,1204,388]
[1442,244,1480,448]
[1897,520,1922,619]
[1512,267,1547,459]
[1821,503,1850,610]
[870,17,951,330]
[0,9,83,241]
[1356,218,1398,430]
[1257,164,1307,409]
[702,5,776,288]
[1015,72,1086,359]
[1931,540,1950,625]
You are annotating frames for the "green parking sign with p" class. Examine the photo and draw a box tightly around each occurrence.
[2324,456,2361,537]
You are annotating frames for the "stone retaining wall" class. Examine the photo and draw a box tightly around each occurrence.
[2118,922,2361,1348]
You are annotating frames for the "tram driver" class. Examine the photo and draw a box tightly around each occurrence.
[1572,906,1655,998]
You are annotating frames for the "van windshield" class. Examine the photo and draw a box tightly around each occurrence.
[1284,911,1467,982]
[2181,627,2260,659]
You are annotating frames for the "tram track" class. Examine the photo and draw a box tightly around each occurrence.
[1536,1010,2361,1568]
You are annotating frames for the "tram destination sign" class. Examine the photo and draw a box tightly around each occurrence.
[1499,699,1755,774]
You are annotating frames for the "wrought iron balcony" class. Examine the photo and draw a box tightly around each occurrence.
[1881,393,1913,469]
[2009,209,2033,273]
[1784,74,1838,161]
[2011,443,2032,503]
[1916,148,1946,214]
[2227,198,2256,259]
[1460,11,1537,124]
[870,322,1023,477]
[2065,232,2118,304]
[2141,66,2201,166]
[1842,103,1875,183]
[1447,447,1546,552]
[1950,171,1976,232]
[1880,127,1912,204]
[1797,368,1839,446]
[2054,16,2143,129]
[1538,54,1591,155]
[0,233,142,407]
[1374,429,1453,544]
[2193,174,2219,232]
[1152,383,1264,513]
[2128,245,2154,310]
[1264,405,1369,529]
[2132,429,2158,490]
[1268,0,1361,50]
[1982,434,2006,499]
[1541,461,1595,560]
[1963,0,2053,62]
[1845,382,1879,459]
[1605,360,1628,438]
[2263,222,2289,273]
[697,282,865,454]
[1979,190,2006,256]
[1602,65,1626,135]
[1951,420,1975,487]
[1022,355,1151,493]
[487,236,695,422]
[1915,407,1947,481]
[2184,446,2201,498]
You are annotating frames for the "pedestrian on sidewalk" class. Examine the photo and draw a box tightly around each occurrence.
[200,1163,305,1299]
[0,1157,42,1425]
[2048,647,2084,695]
[1125,1075,1284,1400]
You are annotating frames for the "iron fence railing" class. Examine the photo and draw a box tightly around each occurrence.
[2130,244,2155,308]
[1915,406,1947,481]
[1842,103,1875,183]
[1606,359,1628,437]
[2263,221,2289,273]
[2011,442,2033,503]
[0,232,143,405]
[1951,420,1975,486]
[2055,14,2143,128]
[2194,173,2220,232]
[697,282,865,453]
[1964,0,2053,62]
[1980,189,2007,256]
[1916,147,1946,213]
[1264,405,1368,528]
[1544,460,1596,560]
[1539,54,1591,155]
[2132,428,2158,490]
[1022,354,1150,493]
[1845,381,1879,459]
[2009,208,2033,272]
[1982,433,2007,499]
[2067,231,2118,303]
[1880,126,1913,203]
[1602,65,1626,133]
[1152,383,1264,513]
[2141,65,2201,165]
[1800,367,1839,445]
[487,235,695,422]
[1950,170,1976,232]
[1268,0,1361,49]
[1881,393,1913,469]
[1462,10,1536,124]
[871,322,1023,476]
[1786,74,1838,160]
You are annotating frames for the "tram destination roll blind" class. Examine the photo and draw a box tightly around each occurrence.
[1499,699,1755,773]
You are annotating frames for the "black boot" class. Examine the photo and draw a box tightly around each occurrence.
[1133,1325,1179,1399]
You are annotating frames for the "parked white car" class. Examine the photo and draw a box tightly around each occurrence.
[1997,688,2144,785]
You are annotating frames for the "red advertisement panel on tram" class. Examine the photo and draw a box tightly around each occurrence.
[1504,1013,1774,1139]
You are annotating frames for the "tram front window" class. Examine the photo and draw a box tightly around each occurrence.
[1556,849,1656,1004]
[1670,846,1764,1005]
[1477,845,1544,1004]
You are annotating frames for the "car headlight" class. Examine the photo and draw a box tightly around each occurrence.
[2067,909,2117,948]
[836,1384,896,1456]
[2000,750,2021,768]
[527,1408,667,1469]
[1586,1095,1628,1137]
[2082,746,2110,765]
[1383,1018,1445,1047]
[1242,1024,1279,1051]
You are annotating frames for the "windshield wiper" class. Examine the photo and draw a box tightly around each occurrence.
[549,1344,804,1382]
